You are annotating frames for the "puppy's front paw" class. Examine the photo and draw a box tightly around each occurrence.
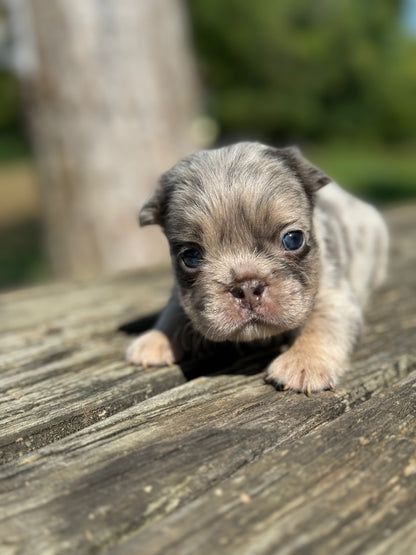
[265,347,342,394]
[125,330,180,368]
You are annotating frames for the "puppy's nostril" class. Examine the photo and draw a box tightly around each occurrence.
[252,283,265,298]
[231,286,245,300]
[230,282,266,303]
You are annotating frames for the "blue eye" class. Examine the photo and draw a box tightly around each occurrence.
[282,231,304,251]
[180,249,202,269]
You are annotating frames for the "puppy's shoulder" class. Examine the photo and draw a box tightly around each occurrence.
[315,182,386,236]
[314,182,389,299]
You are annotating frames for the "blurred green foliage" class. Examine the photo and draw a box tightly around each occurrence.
[0,130,30,161]
[0,71,20,129]
[0,71,30,162]
[189,0,416,142]
[0,220,50,290]
[305,142,416,202]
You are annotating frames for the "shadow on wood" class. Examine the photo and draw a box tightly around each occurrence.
[118,312,289,381]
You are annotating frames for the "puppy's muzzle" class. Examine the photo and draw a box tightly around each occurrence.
[230,280,266,310]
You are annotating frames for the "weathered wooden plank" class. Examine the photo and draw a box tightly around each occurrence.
[0,269,176,462]
[0,358,415,554]
[0,275,414,465]
[117,372,416,555]
[0,204,414,465]
[0,203,415,555]
[0,267,172,333]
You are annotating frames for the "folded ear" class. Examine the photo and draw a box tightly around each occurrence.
[274,146,332,194]
[139,185,166,227]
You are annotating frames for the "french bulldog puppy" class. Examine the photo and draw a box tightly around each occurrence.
[126,142,388,394]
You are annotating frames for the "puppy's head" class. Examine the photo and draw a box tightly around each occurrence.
[140,142,331,342]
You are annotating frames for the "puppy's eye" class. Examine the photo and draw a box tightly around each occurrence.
[282,230,304,251]
[180,249,203,270]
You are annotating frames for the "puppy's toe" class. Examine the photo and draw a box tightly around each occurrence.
[125,330,179,368]
[265,348,342,394]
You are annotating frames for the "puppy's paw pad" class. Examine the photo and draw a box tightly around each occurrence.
[265,348,342,394]
[125,330,178,368]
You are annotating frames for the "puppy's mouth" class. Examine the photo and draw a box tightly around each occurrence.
[207,313,282,343]
[233,314,280,340]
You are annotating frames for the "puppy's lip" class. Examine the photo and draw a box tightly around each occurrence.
[202,311,285,342]
[226,313,277,334]
[219,316,282,342]
[246,313,267,324]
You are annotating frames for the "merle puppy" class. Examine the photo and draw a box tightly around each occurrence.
[126,142,388,394]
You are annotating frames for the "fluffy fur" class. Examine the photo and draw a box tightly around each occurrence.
[126,142,389,393]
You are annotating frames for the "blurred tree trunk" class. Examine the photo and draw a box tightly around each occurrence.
[5,0,200,278]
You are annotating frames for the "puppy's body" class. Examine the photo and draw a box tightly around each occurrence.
[126,143,388,393]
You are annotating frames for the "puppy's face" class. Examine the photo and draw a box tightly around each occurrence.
[140,143,330,342]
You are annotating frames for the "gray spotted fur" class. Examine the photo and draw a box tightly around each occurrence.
[127,142,389,393]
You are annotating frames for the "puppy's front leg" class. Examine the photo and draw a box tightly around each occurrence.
[126,290,188,368]
[265,284,363,393]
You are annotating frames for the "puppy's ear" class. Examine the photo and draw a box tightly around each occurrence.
[139,186,166,227]
[275,146,332,194]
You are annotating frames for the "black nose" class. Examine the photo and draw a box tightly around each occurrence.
[230,281,266,308]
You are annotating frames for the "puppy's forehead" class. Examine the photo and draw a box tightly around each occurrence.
[165,143,311,245]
